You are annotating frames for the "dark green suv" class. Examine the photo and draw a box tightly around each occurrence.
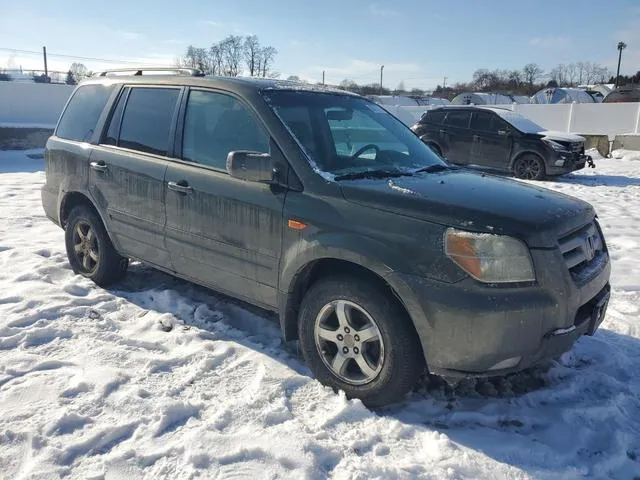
[42,69,611,406]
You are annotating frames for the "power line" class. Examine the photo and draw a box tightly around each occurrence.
[0,47,166,66]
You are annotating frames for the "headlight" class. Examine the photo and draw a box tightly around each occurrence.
[444,229,535,283]
[543,139,568,152]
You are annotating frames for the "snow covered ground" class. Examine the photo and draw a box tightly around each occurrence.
[0,149,639,479]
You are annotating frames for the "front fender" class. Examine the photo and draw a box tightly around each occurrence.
[279,231,415,294]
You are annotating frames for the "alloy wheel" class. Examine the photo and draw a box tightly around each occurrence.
[516,157,542,180]
[72,221,99,274]
[314,300,385,385]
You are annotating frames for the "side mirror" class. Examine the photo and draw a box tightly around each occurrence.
[226,151,275,183]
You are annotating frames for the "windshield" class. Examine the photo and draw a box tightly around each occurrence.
[262,90,445,179]
[493,110,545,134]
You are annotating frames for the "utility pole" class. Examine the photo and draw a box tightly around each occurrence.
[443,76,447,90]
[380,65,384,94]
[322,70,325,85]
[42,46,49,82]
[615,41,627,88]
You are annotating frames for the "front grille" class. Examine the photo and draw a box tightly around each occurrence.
[558,222,604,277]
[570,143,584,154]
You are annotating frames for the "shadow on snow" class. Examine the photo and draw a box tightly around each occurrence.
[110,263,640,478]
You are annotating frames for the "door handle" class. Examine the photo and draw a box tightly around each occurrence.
[473,135,481,141]
[167,180,193,194]
[90,161,108,172]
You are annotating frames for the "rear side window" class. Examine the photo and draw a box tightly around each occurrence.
[56,84,114,142]
[117,88,180,156]
[470,112,495,132]
[421,110,446,125]
[444,111,471,128]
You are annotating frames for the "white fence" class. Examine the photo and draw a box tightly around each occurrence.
[0,82,74,128]
[1,82,639,143]
[388,103,640,140]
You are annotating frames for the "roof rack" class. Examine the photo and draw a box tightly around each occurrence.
[96,67,205,77]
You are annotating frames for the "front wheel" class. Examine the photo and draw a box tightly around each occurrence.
[298,277,425,407]
[513,154,546,180]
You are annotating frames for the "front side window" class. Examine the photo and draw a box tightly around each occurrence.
[56,84,115,142]
[182,90,269,170]
[117,87,180,156]
[421,110,446,125]
[444,111,471,128]
[263,91,444,177]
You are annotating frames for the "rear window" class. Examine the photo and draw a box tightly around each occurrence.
[117,87,180,156]
[56,84,115,142]
[421,110,446,125]
[444,111,471,128]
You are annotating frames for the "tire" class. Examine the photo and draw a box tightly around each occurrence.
[298,276,425,407]
[65,205,128,287]
[513,154,546,180]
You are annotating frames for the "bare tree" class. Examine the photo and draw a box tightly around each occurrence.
[550,64,568,86]
[70,63,89,82]
[594,65,612,84]
[566,63,577,87]
[584,62,597,85]
[260,46,277,78]
[220,35,244,76]
[244,35,261,77]
[576,62,586,85]
[508,69,522,88]
[523,63,544,86]
[209,43,223,76]
[182,45,208,72]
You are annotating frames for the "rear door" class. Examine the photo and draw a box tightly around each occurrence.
[469,111,513,170]
[164,88,285,308]
[442,110,472,164]
[89,85,182,269]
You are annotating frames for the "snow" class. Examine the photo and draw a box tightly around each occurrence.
[0,148,639,478]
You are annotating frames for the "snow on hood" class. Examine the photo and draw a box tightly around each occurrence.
[538,130,585,143]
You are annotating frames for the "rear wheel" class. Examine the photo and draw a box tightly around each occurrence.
[65,205,128,287]
[513,154,546,180]
[298,277,424,407]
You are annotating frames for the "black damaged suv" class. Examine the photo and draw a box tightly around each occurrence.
[42,69,611,406]
[411,106,592,180]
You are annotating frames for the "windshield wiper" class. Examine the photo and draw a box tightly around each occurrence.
[334,169,414,181]
[412,164,450,174]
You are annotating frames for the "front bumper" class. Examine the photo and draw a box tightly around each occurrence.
[387,244,611,378]
[546,151,590,175]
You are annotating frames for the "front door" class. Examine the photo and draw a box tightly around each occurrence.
[89,85,181,269]
[469,111,513,170]
[164,88,285,308]
[442,110,472,164]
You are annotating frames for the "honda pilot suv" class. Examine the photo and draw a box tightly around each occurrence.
[42,69,611,406]
[411,106,592,180]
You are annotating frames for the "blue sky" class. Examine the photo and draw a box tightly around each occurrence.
[1,0,639,89]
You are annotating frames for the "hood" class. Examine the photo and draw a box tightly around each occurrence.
[538,130,585,143]
[339,169,594,248]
